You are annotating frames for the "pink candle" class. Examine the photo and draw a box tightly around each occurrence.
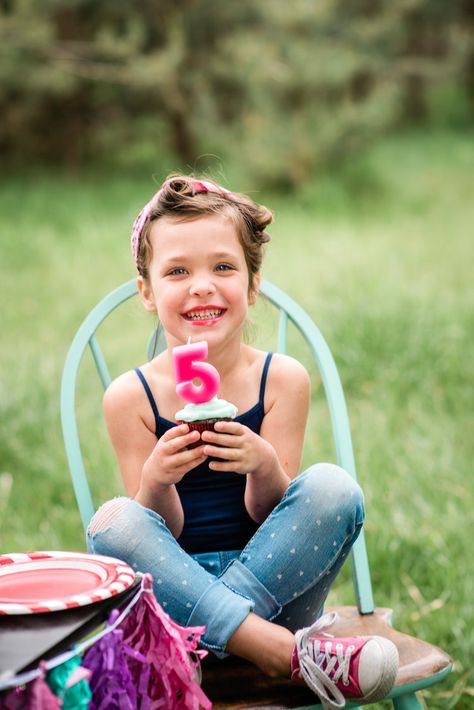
[172,340,220,404]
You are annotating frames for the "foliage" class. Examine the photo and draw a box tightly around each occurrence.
[0,0,472,186]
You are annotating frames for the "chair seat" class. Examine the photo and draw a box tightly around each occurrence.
[201,606,452,709]
[326,606,452,687]
[201,653,317,709]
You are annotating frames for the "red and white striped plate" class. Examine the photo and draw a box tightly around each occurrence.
[0,551,136,614]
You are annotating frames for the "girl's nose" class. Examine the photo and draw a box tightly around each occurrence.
[189,274,216,297]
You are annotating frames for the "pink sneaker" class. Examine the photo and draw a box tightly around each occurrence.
[291,612,399,708]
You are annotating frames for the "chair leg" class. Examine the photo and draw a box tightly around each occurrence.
[393,692,425,710]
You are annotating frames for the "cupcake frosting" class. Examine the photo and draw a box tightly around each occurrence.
[175,396,238,422]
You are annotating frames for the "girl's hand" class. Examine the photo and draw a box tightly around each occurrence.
[201,421,277,477]
[141,424,207,489]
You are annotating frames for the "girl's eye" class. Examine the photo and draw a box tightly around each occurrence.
[215,263,233,272]
[168,267,187,276]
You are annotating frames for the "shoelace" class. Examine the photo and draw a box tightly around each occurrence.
[294,611,349,709]
[313,638,355,684]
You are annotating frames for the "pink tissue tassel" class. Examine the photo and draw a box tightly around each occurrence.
[118,573,212,710]
[1,667,62,709]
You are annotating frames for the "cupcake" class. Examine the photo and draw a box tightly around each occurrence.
[176,396,238,448]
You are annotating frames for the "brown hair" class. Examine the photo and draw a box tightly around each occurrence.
[136,175,272,296]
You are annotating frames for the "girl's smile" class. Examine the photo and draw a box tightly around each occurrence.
[182,305,228,326]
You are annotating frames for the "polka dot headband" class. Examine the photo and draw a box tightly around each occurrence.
[130,178,231,270]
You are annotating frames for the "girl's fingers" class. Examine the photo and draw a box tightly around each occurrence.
[208,459,243,472]
[175,456,208,476]
[172,444,207,468]
[161,423,189,438]
[201,431,241,448]
[212,421,243,435]
[203,445,239,460]
[164,428,201,453]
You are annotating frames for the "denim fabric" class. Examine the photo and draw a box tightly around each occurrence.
[87,463,364,655]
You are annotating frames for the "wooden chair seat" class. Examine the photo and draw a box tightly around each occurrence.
[325,606,452,688]
[201,606,452,709]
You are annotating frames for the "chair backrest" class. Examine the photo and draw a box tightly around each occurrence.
[61,278,375,614]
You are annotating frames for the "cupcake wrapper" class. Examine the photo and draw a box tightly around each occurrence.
[176,418,233,448]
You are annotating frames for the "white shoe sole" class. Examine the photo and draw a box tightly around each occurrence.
[358,636,399,704]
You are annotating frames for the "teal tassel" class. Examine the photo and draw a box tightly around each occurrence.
[47,655,92,709]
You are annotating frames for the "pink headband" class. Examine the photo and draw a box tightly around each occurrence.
[130,178,231,269]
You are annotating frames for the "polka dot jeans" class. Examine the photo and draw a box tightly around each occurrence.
[86,463,364,656]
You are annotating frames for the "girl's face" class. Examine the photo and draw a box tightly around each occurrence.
[138,213,258,351]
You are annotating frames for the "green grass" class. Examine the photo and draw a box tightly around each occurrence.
[1,129,473,707]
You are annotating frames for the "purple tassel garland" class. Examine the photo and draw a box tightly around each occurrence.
[82,609,150,710]
[0,573,212,710]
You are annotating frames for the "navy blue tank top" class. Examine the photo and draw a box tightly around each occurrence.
[134,353,273,554]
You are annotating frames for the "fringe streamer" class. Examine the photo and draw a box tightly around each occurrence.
[118,573,212,710]
[46,655,91,709]
[0,573,212,709]
[83,608,150,710]
[0,664,61,709]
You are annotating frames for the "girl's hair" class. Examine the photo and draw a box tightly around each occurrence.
[132,175,273,295]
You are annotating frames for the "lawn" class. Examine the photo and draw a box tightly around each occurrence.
[1,128,473,708]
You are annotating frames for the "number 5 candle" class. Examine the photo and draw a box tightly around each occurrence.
[172,340,220,404]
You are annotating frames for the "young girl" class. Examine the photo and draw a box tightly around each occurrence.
[87,176,398,708]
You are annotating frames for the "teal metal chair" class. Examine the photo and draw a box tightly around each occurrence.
[61,278,452,709]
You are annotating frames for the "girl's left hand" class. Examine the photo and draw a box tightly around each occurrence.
[200,421,276,477]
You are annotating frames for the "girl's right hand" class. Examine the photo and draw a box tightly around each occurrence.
[141,424,207,489]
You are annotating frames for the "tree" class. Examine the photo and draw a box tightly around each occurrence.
[0,0,470,184]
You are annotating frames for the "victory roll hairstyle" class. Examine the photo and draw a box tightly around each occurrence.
[131,175,273,295]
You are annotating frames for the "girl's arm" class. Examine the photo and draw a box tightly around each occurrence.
[245,354,310,520]
[201,354,311,522]
[103,372,206,538]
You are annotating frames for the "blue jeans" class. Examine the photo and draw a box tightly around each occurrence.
[87,463,364,656]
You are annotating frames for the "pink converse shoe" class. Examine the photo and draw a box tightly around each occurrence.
[291,612,399,708]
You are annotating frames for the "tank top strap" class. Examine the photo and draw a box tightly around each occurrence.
[134,367,160,432]
[258,352,273,407]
